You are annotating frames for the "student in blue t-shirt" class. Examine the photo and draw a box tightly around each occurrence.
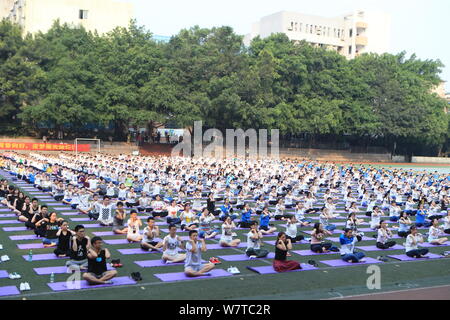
[259,207,277,235]
[238,203,253,228]
[339,229,365,263]
[415,203,431,228]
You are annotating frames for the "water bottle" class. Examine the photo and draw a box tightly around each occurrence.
[28,250,33,262]
[50,272,55,283]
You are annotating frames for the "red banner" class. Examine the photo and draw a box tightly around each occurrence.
[0,142,91,152]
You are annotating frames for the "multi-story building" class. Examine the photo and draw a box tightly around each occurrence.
[244,10,391,59]
[1,0,133,35]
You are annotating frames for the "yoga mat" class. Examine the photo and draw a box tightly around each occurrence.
[0,214,16,218]
[60,212,80,216]
[47,276,136,291]
[92,231,116,236]
[22,253,68,261]
[292,250,338,256]
[118,248,161,255]
[35,265,113,275]
[419,242,450,248]
[53,207,77,211]
[154,269,232,282]
[83,224,107,229]
[206,243,247,250]
[133,259,205,268]
[320,257,382,267]
[103,239,134,245]
[246,264,318,274]
[0,220,21,225]
[328,236,373,242]
[3,227,27,232]
[70,218,91,222]
[263,240,309,246]
[0,286,20,297]
[387,253,443,261]
[356,245,404,251]
[17,243,44,249]
[0,270,9,279]
[218,253,275,261]
[10,235,39,241]
[0,209,12,212]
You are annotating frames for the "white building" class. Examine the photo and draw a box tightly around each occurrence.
[244,10,391,59]
[1,0,133,35]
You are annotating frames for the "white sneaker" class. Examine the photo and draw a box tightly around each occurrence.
[9,273,15,280]
[19,283,26,291]
[14,273,21,279]
[1,255,9,262]
[0,244,3,250]
[231,267,240,274]
[25,283,31,291]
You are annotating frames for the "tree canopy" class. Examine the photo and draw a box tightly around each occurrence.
[0,19,448,156]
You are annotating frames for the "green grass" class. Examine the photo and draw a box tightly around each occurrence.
[1,167,450,300]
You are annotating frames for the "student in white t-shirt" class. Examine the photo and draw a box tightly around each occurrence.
[404,226,429,258]
[162,224,186,263]
[219,216,241,247]
[427,218,448,245]
[184,230,214,277]
[98,196,115,226]
[245,221,269,258]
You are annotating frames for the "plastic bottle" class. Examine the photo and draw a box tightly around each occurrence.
[28,250,33,262]
[50,272,55,283]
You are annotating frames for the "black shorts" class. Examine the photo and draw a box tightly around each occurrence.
[141,241,158,250]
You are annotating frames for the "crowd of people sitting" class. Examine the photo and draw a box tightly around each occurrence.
[0,151,449,281]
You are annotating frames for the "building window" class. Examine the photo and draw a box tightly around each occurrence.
[79,10,88,19]
[299,23,302,32]
[295,22,298,31]
[349,29,353,37]
[348,46,352,55]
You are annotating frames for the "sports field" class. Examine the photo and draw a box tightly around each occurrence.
[0,164,449,300]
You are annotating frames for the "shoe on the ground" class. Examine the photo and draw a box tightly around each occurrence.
[24,282,31,291]
[209,257,221,264]
[9,273,16,280]
[227,266,240,274]
[0,244,3,250]
[19,283,26,291]
[377,256,388,262]
[308,260,318,267]
[1,255,10,262]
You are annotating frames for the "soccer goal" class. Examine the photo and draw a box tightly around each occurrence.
[74,138,101,157]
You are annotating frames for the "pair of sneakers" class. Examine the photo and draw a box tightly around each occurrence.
[19,283,31,291]
[0,244,3,250]
[227,266,240,274]
[1,255,10,262]
[209,257,221,264]
[9,272,21,280]
[111,259,123,268]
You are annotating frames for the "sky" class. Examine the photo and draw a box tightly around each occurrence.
[125,0,450,91]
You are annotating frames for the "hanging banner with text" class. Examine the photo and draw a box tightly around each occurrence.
[0,142,91,152]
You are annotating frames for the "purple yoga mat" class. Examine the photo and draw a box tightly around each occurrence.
[0,286,20,297]
[0,220,21,225]
[17,243,44,249]
[10,235,39,241]
[206,243,247,250]
[328,236,373,242]
[53,207,77,211]
[103,239,134,245]
[70,218,91,222]
[419,242,450,248]
[118,248,161,255]
[0,270,9,278]
[60,212,80,216]
[0,214,16,218]
[292,250,338,256]
[0,209,12,212]
[246,263,318,274]
[387,253,443,261]
[92,231,116,236]
[133,259,206,268]
[263,240,309,246]
[154,269,232,282]
[3,226,27,232]
[47,276,136,291]
[35,265,113,275]
[218,253,275,261]
[22,253,68,261]
[320,257,382,267]
[356,245,404,252]
[83,224,107,229]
